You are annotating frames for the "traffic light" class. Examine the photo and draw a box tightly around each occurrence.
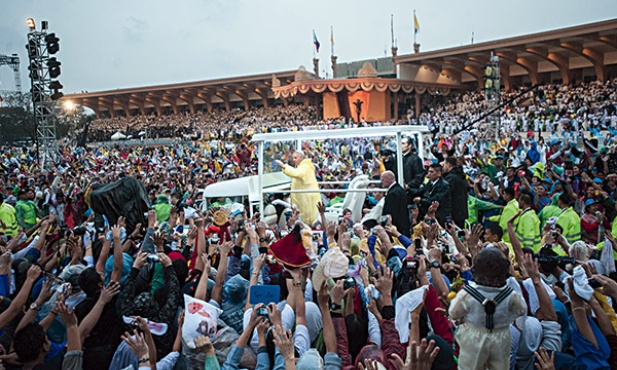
[45,33,60,54]
[47,58,61,78]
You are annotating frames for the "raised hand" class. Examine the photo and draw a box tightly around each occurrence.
[317,202,326,214]
[135,316,151,336]
[392,338,439,370]
[194,335,215,356]
[219,240,234,256]
[317,281,330,308]
[147,210,157,229]
[428,201,440,216]
[358,359,380,370]
[200,253,211,277]
[256,318,271,342]
[534,347,556,370]
[466,223,483,249]
[130,223,143,238]
[26,265,42,282]
[157,253,172,268]
[132,252,148,270]
[272,325,295,362]
[121,330,149,358]
[266,302,283,327]
[37,278,54,303]
[111,224,122,240]
[330,280,348,304]
[117,216,126,229]
[375,267,393,296]
[253,254,267,272]
[150,231,165,249]
[592,274,617,298]
[256,222,267,237]
[99,281,121,304]
[56,301,78,327]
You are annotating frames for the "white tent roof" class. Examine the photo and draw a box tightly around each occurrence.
[110,132,126,140]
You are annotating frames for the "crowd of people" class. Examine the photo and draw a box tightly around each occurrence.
[0,77,616,370]
[84,105,319,143]
[418,79,617,137]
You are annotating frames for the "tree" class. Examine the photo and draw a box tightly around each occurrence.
[0,93,35,145]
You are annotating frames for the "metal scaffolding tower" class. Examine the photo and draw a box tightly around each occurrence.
[26,19,63,169]
[0,54,22,93]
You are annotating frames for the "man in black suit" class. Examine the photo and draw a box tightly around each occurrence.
[401,136,425,189]
[410,163,451,224]
[443,157,468,228]
[381,171,411,237]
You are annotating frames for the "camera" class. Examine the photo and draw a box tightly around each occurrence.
[256,307,269,317]
[404,256,418,271]
[457,230,466,239]
[379,216,389,227]
[73,226,87,236]
[588,278,602,289]
[312,233,319,241]
[343,277,356,290]
[414,238,423,255]
[209,235,220,245]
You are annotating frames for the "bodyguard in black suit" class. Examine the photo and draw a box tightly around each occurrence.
[410,163,451,225]
[380,171,411,237]
[443,157,469,228]
[401,137,425,189]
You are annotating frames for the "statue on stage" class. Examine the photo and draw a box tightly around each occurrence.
[353,99,363,124]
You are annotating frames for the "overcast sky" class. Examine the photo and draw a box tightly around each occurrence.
[0,0,616,94]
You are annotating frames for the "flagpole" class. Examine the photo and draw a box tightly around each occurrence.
[391,14,394,48]
[331,25,334,56]
[413,10,417,45]
[312,29,316,58]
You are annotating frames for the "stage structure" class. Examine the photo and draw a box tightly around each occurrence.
[251,125,430,216]
[272,62,456,123]
[26,18,64,168]
[0,54,22,94]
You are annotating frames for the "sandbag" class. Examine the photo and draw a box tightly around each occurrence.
[89,176,150,234]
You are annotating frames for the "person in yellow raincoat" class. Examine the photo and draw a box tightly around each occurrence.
[275,151,321,225]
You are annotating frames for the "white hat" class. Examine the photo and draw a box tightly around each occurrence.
[312,247,348,291]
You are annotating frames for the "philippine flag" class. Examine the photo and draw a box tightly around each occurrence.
[313,30,320,53]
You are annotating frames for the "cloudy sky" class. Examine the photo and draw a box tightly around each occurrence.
[0,0,616,94]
